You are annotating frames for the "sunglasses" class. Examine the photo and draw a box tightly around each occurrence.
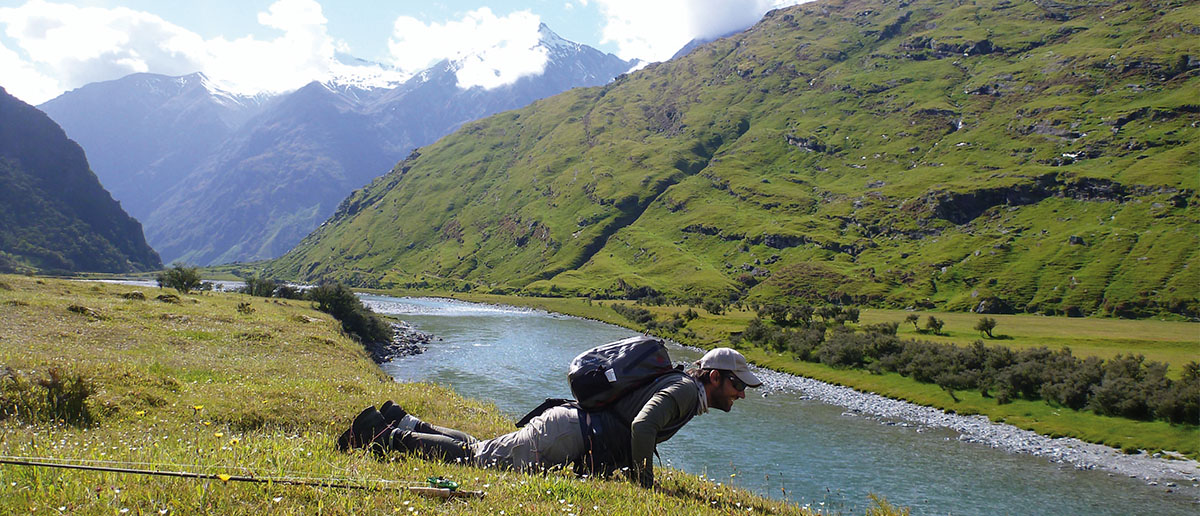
[723,372,747,392]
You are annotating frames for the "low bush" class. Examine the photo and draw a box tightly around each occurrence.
[0,367,94,425]
[975,317,998,338]
[241,276,278,297]
[737,314,1200,425]
[156,263,202,294]
[306,282,392,344]
[612,304,654,325]
[275,284,304,299]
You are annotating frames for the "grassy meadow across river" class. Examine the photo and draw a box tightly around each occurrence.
[393,289,1199,459]
[0,274,878,515]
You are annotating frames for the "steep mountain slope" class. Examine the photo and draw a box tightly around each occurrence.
[268,0,1198,319]
[145,81,397,266]
[40,24,636,266]
[0,87,161,273]
[38,73,269,222]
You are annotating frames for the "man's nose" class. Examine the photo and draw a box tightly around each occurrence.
[736,389,745,400]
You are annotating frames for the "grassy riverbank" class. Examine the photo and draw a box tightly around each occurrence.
[0,274,878,515]
[400,291,1199,459]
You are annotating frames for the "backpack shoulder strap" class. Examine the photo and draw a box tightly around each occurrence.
[515,398,574,428]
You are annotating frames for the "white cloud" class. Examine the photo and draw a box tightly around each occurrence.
[0,39,59,104]
[594,0,811,62]
[202,0,342,95]
[0,0,400,104]
[0,0,208,102]
[387,8,547,90]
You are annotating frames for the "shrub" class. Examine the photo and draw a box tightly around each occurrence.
[702,299,725,315]
[819,330,867,368]
[756,303,814,327]
[274,284,304,300]
[923,316,944,335]
[306,283,391,344]
[1040,356,1103,410]
[786,328,825,362]
[241,276,278,297]
[0,367,94,425]
[156,263,202,294]
[834,306,860,325]
[974,317,997,338]
[1151,361,1200,424]
[736,310,1198,425]
[904,313,919,330]
[862,321,899,336]
[612,304,654,325]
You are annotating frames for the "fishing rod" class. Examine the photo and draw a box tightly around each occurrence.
[0,456,484,499]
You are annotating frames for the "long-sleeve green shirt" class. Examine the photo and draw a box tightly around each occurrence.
[609,373,705,487]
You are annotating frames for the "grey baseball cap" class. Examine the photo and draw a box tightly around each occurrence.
[695,347,762,388]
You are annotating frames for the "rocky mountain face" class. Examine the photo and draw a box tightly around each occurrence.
[265,0,1199,319]
[41,24,636,265]
[0,87,161,273]
[39,72,270,222]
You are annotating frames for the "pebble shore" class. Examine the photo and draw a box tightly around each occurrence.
[752,365,1200,499]
[363,321,433,363]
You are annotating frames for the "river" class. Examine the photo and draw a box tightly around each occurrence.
[363,295,1198,515]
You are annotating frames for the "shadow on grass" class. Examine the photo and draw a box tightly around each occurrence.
[655,482,788,514]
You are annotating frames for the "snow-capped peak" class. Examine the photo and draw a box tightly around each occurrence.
[321,52,411,91]
[537,23,582,54]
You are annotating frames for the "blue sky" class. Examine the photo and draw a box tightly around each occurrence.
[0,0,808,104]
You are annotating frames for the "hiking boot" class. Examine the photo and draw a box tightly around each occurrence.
[380,400,408,426]
[336,406,392,451]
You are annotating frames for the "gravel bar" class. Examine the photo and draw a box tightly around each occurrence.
[751,365,1200,499]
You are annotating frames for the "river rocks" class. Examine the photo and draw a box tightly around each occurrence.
[363,321,433,363]
[747,364,1200,497]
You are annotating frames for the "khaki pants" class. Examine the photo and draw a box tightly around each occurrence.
[472,405,585,472]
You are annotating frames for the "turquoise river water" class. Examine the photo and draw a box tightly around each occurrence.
[363,295,1197,515]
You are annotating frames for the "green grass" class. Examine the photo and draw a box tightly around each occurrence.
[406,290,1199,458]
[263,0,1199,321]
[0,274,858,515]
[856,308,1200,376]
[742,351,1199,457]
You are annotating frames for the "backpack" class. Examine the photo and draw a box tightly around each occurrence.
[568,335,680,410]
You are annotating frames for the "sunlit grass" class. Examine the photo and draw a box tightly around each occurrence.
[0,274,860,514]
[422,291,1200,458]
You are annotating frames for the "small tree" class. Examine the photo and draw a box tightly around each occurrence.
[241,276,278,297]
[156,263,202,294]
[904,313,920,331]
[975,317,997,338]
[307,282,391,343]
[924,315,944,335]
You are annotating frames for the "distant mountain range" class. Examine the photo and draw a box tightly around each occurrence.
[41,24,638,265]
[0,87,161,273]
[265,0,1198,319]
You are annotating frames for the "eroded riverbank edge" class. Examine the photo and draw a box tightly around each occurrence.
[365,294,1200,501]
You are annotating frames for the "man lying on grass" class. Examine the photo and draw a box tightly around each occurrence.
[337,347,761,488]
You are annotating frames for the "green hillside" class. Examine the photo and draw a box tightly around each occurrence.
[0,87,161,274]
[0,275,817,515]
[267,0,1198,319]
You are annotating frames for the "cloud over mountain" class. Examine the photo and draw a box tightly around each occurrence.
[594,0,812,62]
[0,0,399,103]
[389,8,550,90]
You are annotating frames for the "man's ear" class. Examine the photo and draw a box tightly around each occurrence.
[707,369,722,386]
